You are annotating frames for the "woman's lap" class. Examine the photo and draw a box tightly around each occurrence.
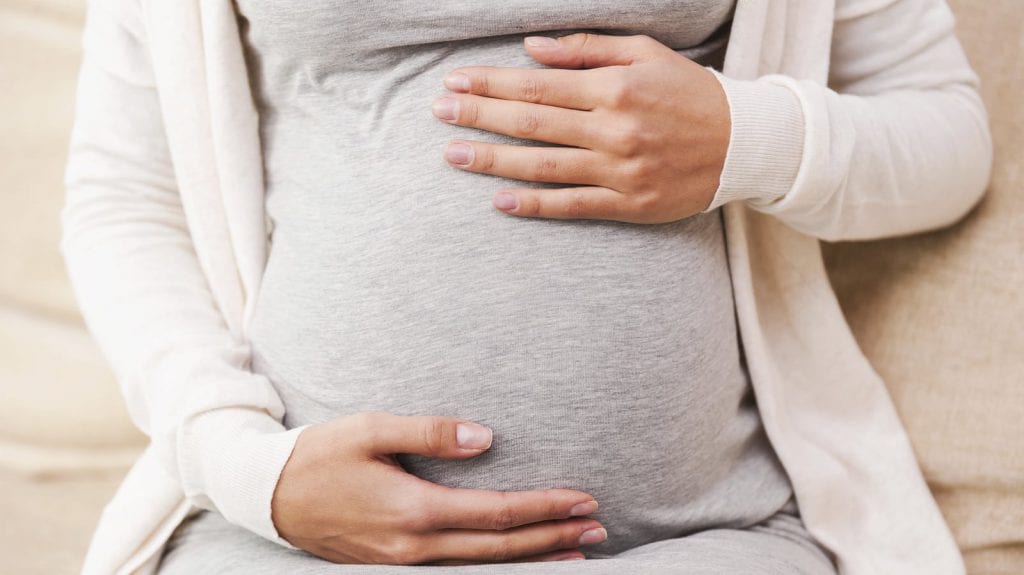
[156,504,836,575]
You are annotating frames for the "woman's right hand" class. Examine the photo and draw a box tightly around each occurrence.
[271,410,606,565]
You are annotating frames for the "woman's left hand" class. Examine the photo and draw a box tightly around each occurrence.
[432,32,731,224]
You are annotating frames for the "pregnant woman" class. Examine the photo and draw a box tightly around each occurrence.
[62,0,991,574]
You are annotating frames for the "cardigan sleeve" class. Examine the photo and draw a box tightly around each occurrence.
[704,0,993,242]
[60,0,308,549]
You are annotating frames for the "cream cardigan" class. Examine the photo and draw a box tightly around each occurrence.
[62,0,992,573]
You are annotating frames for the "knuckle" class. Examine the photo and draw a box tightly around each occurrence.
[384,535,426,565]
[421,417,452,453]
[560,524,586,549]
[636,33,658,48]
[566,189,588,219]
[473,73,491,96]
[517,76,544,103]
[492,499,523,530]
[513,112,541,137]
[400,490,436,531]
[605,74,634,109]
[461,99,480,125]
[531,155,558,181]
[488,537,517,562]
[478,146,497,172]
[576,33,598,54]
[629,193,659,217]
[623,156,652,183]
[614,120,646,157]
[543,490,565,518]
[521,194,543,217]
[353,411,382,445]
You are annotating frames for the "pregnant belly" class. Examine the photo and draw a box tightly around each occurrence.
[248,200,792,556]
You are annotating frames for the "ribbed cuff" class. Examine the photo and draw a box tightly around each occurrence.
[702,69,806,212]
[177,406,312,550]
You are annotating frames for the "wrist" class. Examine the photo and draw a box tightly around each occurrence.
[701,69,806,212]
[177,406,312,549]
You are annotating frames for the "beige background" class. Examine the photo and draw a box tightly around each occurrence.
[0,0,1019,573]
[1,1,148,574]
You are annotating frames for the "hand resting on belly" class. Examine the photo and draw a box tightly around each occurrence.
[271,410,605,565]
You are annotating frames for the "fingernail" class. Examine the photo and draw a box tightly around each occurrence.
[578,527,607,546]
[456,422,492,449]
[569,500,598,516]
[432,96,458,121]
[445,142,474,166]
[525,36,559,47]
[444,73,471,92]
[494,192,518,210]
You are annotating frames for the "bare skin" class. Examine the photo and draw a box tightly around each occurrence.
[271,411,606,565]
[432,32,731,224]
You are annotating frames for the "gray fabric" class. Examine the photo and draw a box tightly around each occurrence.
[157,1,832,571]
[157,500,836,574]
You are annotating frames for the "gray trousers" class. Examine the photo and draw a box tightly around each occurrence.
[156,498,836,574]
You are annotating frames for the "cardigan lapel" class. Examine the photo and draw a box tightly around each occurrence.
[725,0,834,81]
[723,1,963,573]
[723,0,770,79]
[142,0,248,338]
[197,0,269,340]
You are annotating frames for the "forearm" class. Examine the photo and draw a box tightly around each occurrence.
[704,0,992,241]
[61,0,304,547]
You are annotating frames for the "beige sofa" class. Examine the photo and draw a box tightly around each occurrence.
[822,1,1024,572]
[1,2,148,574]
[1,0,1019,573]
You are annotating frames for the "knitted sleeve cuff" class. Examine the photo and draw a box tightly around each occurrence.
[177,406,313,550]
[702,69,807,213]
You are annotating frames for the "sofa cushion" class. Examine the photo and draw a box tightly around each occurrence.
[0,0,145,474]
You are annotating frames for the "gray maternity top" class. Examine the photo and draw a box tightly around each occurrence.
[158,2,834,573]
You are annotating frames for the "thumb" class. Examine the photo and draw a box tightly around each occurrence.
[524,32,662,68]
[356,411,493,458]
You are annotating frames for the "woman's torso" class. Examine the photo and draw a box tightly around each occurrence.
[236,0,793,557]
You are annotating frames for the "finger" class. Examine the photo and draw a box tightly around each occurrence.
[443,140,607,186]
[424,485,599,531]
[431,549,586,565]
[507,549,587,563]
[356,411,493,458]
[420,519,607,564]
[432,94,602,149]
[443,66,604,111]
[523,32,665,69]
[492,186,637,222]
